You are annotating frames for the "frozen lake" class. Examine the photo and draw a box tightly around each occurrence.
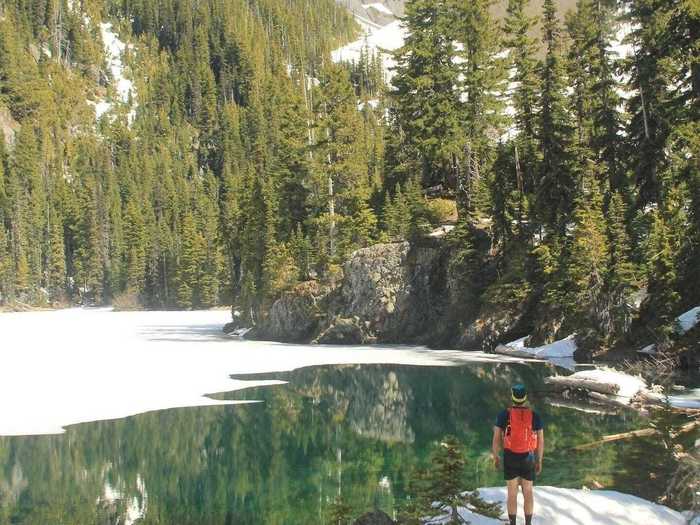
[0,309,694,524]
[0,308,520,436]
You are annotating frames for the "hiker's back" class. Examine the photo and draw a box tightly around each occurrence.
[504,407,538,453]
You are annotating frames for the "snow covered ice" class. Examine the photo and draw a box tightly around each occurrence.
[0,308,524,436]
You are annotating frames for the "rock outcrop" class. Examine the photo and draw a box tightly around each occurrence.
[253,239,451,345]
[256,281,329,343]
[0,105,19,149]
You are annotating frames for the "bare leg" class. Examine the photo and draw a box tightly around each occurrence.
[521,479,534,516]
[507,478,520,516]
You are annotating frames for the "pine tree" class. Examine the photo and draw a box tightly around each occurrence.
[124,199,147,295]
[47,210,66,302]
[622,0,673,209]
[557,162,610,340]
[502,0,539,230]
[452,0,508,188]
[176,213,204,309]
[604,191,637,339]
[536,0,574,237]
[566,0,624,191]
[390,0,463,187]
[312,64,374,263]
[641,209,681,336]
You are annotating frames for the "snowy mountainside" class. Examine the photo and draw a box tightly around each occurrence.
[335,0,403,25]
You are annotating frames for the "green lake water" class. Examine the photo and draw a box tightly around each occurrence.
[0,362,694,524]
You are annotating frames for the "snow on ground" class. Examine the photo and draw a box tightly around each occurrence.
[561,368,700,410]
[428,487,689,525]
[363,2,393,15]
[637,306,700,355]
[568,368,646,400]
[89,22,136,123]
[677,306,700,334]
[0,308,529,436]
[331,19,406,81]
[500,335,577,370]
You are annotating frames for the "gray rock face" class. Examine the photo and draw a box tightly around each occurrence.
[315,316,370,345]
[0,105,19,149]
[352,510,396,525]
[340,242,411,338]
[254,240,449,345]
[260,281,327,342]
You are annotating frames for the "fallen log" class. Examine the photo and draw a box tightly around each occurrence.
[546,398,618,416]
[544,375,620,395]
[573,420,700,451]
[587,391,631,408]
[494,344,540,360]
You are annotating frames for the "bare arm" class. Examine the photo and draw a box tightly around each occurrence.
[536,429,544,473]
[492,426,503,467]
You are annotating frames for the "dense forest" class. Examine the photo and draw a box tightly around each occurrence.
[0,0,697,351]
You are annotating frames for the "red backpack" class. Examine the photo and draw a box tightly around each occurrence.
[504,407,538,453]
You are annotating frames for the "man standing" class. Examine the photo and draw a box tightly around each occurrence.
[492,384,544,525]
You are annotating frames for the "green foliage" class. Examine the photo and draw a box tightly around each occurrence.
[0,0,695,355]
[399,436,502,524]
[328,495,354,525]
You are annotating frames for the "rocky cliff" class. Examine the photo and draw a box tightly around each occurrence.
[248,228,529,349]
[249,238,455,345]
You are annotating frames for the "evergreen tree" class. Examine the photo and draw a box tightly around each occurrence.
[604,191,637,339]
[502,0,539,232]
[390,0,462,187]
[536,0,574,237]
[176,213,204,309]
[641,209,681,336]
[47,210,66,302]
[124,198,147,295]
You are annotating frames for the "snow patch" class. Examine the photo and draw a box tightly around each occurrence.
[429,225,455,238]
[499,335,577,369]
[438,486,691,525]
[332,19,406,82]
[358,98,380,111]
[568,368,646,400]
[363,2,393,15]
[89,22,136,124]
[676,306,700,334]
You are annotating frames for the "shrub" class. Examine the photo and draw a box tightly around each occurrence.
[426,198,458,225]
[112,291,143,311]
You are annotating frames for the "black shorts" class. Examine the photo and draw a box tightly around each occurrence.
[504,450,535,481]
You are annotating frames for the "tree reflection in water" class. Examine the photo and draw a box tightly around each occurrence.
[0,363,655,524]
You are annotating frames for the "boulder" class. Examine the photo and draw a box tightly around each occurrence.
[352,510,396,525]
[315,317,371,345]
[260,281,327,343]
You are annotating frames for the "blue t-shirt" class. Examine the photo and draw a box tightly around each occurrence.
[495,407,543,431]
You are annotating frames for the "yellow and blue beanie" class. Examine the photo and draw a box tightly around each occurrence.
[512,384,527,404]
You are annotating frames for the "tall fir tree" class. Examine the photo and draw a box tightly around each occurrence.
[536,0,575,237]
[390,0,462,187]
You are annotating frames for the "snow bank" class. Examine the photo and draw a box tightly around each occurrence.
[439,486,689,525]
[637,306,699,355]
[0,309,528,436]
[89,22,136,123]
[497,335,577,369]
[363,2,393,15]
[569,368,646,400]
[552,368,700,410]
[331,19,406,81]
[677,306,700,334]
